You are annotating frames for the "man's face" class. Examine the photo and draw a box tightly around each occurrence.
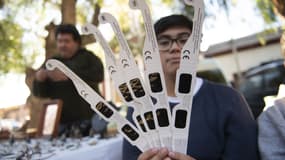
[157,26,191,78]
[56,33,79,59]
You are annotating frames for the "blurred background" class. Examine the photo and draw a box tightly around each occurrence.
[0,0,284,139]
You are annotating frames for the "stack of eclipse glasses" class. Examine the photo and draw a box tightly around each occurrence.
[46,0,204,154]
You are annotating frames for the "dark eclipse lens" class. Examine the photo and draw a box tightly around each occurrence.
[121,124,140,141]
[149,72,163,93]
[156,108,169,127]
[144,111,155,130]
[178,73,192,94]
[95,102,114,118]
[119,83,133,102]
[130,78,146,98]
[174,110,187,128]
[136,115,147,132]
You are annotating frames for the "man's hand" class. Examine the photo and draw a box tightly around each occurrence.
[138,148,196,160]
[47,69,68,81]
[167,151,196,160]
[35,68,48,82]
[138,148,168,160]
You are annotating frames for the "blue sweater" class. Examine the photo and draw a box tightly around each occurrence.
[122,80,259,160]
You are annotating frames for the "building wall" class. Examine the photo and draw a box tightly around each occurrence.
[210,43,282,82]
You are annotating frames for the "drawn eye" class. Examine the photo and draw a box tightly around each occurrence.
[108,66,116,74]
[183,50,191,55]
[144,51,151,55]
[145,56,152,61]
[110,70,116,74]
[182,55,190,60]
[121,59,129,68]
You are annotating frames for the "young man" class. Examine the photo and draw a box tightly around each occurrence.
[33,24,104,136]
[122,15,259,160]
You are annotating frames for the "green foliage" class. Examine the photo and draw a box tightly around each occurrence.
[160,0,231,18]
[0,0,48,75]
[1,0,280,76]
[256,0,277,24]
[0,19,24,74]
[160,0,194,17]
[77,0,102,24]
[0,0,105,76]
[161,0,174,6]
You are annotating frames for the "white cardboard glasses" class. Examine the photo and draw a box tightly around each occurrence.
[172,0,205,154]
[46,0,204,153]
[45,59,151,152]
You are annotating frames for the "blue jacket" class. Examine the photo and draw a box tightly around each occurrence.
[122,80,259,160]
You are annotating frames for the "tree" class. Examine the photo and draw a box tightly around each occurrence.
[272,0,285,17]
[256,0,279,24]
[0,1,27,74]
[0,0,103,74]
[0,18,24,74]
[0,0,55,74]
[257,0,285,55]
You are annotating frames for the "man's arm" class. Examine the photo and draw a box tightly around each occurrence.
[32,68,50,97]
[223,91,259,160]
[258,105,285,160]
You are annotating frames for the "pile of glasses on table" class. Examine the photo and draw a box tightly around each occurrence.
[0,134,103,160]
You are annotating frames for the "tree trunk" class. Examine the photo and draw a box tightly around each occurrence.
[273,0,285,17]
[82,3,101,46]
[92,3,101,26]
[61,0,76,24]
[45,22,57,59]
[0,0,4,8]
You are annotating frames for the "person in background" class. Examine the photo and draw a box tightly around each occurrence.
[258,33,285,160]
[122,15,259,160]
[33,24,104,137]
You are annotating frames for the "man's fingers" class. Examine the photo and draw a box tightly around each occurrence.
[168,151,196,160]
[138,148,169,160]
[154,148,169,160]
[138,148,159,160]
